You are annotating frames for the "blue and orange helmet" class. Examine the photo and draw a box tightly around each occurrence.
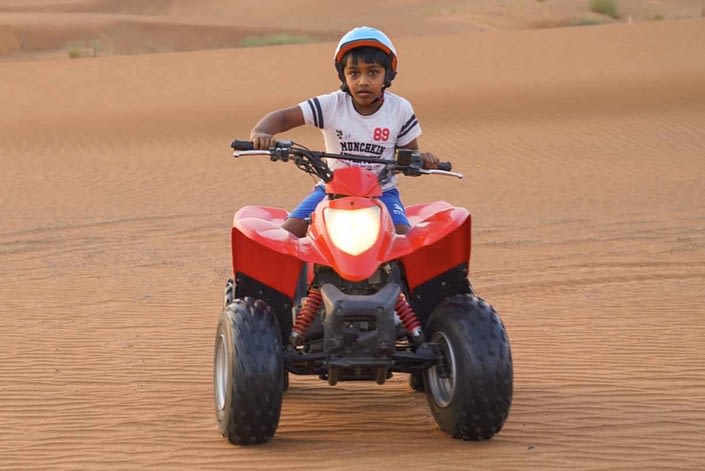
[334,26,398,88]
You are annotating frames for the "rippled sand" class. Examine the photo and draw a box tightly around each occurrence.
[1,2,705,470]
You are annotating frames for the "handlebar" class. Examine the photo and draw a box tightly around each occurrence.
[231,140,255,151]
[230,139,462,181]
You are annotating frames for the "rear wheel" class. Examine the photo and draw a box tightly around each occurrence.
[425,295,512,440]
[214,298,283,445]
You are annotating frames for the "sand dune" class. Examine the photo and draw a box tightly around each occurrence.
[2,0,704,60]
[1,1,705,470]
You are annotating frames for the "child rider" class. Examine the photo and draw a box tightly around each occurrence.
[248,26,440,237]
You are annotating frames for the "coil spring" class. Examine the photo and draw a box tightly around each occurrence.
[292,288,322,338]
[395,293,422,340]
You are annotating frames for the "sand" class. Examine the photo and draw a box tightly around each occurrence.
[1,1,705,470]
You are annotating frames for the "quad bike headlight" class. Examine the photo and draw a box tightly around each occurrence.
[324,206,381,255]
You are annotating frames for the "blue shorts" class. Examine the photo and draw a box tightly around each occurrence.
[289,185,410,227]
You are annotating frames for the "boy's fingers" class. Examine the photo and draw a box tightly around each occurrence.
[421,152,440,169]
[252,135,272,149]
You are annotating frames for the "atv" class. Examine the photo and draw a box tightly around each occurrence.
[214,139,512,445]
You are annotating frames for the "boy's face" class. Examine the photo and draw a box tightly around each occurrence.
[343,56,386,114]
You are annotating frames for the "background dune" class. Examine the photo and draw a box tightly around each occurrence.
[1,1,705,470]
[2,0,705,60]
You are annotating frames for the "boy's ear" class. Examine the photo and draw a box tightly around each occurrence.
[384,70,397,88]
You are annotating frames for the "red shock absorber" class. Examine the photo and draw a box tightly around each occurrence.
[290,288,322,346]
[395,293,424,344]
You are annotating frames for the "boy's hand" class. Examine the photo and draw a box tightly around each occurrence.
[420,152,440,169]
[250,131,276,150]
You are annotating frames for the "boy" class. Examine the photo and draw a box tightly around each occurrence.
[249,26,439,237]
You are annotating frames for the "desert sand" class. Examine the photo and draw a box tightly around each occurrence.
[1,1,705,470]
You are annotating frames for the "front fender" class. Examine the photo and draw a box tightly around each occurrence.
[231,202,471,297]
[394,202,471,292]
[232,206,305,299]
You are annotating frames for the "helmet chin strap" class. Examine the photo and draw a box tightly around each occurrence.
[373,82,391,104]
[371,91,385,105]
[341,83,389,105]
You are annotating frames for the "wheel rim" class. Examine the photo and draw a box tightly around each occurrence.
[427,331,457,408]
[214,333,228,412]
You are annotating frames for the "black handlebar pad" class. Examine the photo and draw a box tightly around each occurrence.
[438,162,452,171]
[231,140,254,151]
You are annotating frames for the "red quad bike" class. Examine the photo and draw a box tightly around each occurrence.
[214,139,512,445]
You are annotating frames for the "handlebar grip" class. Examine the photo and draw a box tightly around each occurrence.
[231,140,254,151]
[438,162,452,171]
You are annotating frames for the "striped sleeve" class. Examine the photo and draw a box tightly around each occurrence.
[396,99,421,146]
[300,96,325,129]
[398,114,418,139]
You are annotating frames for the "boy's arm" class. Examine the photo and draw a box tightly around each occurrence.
[396,138,440,169]
[397,139,419,151]
[250,106,305,149]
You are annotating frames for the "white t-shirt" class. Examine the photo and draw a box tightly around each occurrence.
[298,90,422,191]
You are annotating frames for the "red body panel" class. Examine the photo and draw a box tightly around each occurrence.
[231,171,471,298]
[400,207,471,292]
[231,207,305,298]
[306,197,394,281]
[325,166,382,197]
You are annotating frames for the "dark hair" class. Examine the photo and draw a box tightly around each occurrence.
[340,46,392,72]
[337,46,395,89]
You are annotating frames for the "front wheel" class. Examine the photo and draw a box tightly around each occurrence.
[425,295,512,440]
[214,298,283,445]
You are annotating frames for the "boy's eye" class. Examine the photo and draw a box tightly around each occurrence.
[345,67,382,79]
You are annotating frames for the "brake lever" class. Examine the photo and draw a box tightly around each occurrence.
[233,149,271,158]
[419,169,464,179]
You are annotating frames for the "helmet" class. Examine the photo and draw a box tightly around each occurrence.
[334,26,397,88]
